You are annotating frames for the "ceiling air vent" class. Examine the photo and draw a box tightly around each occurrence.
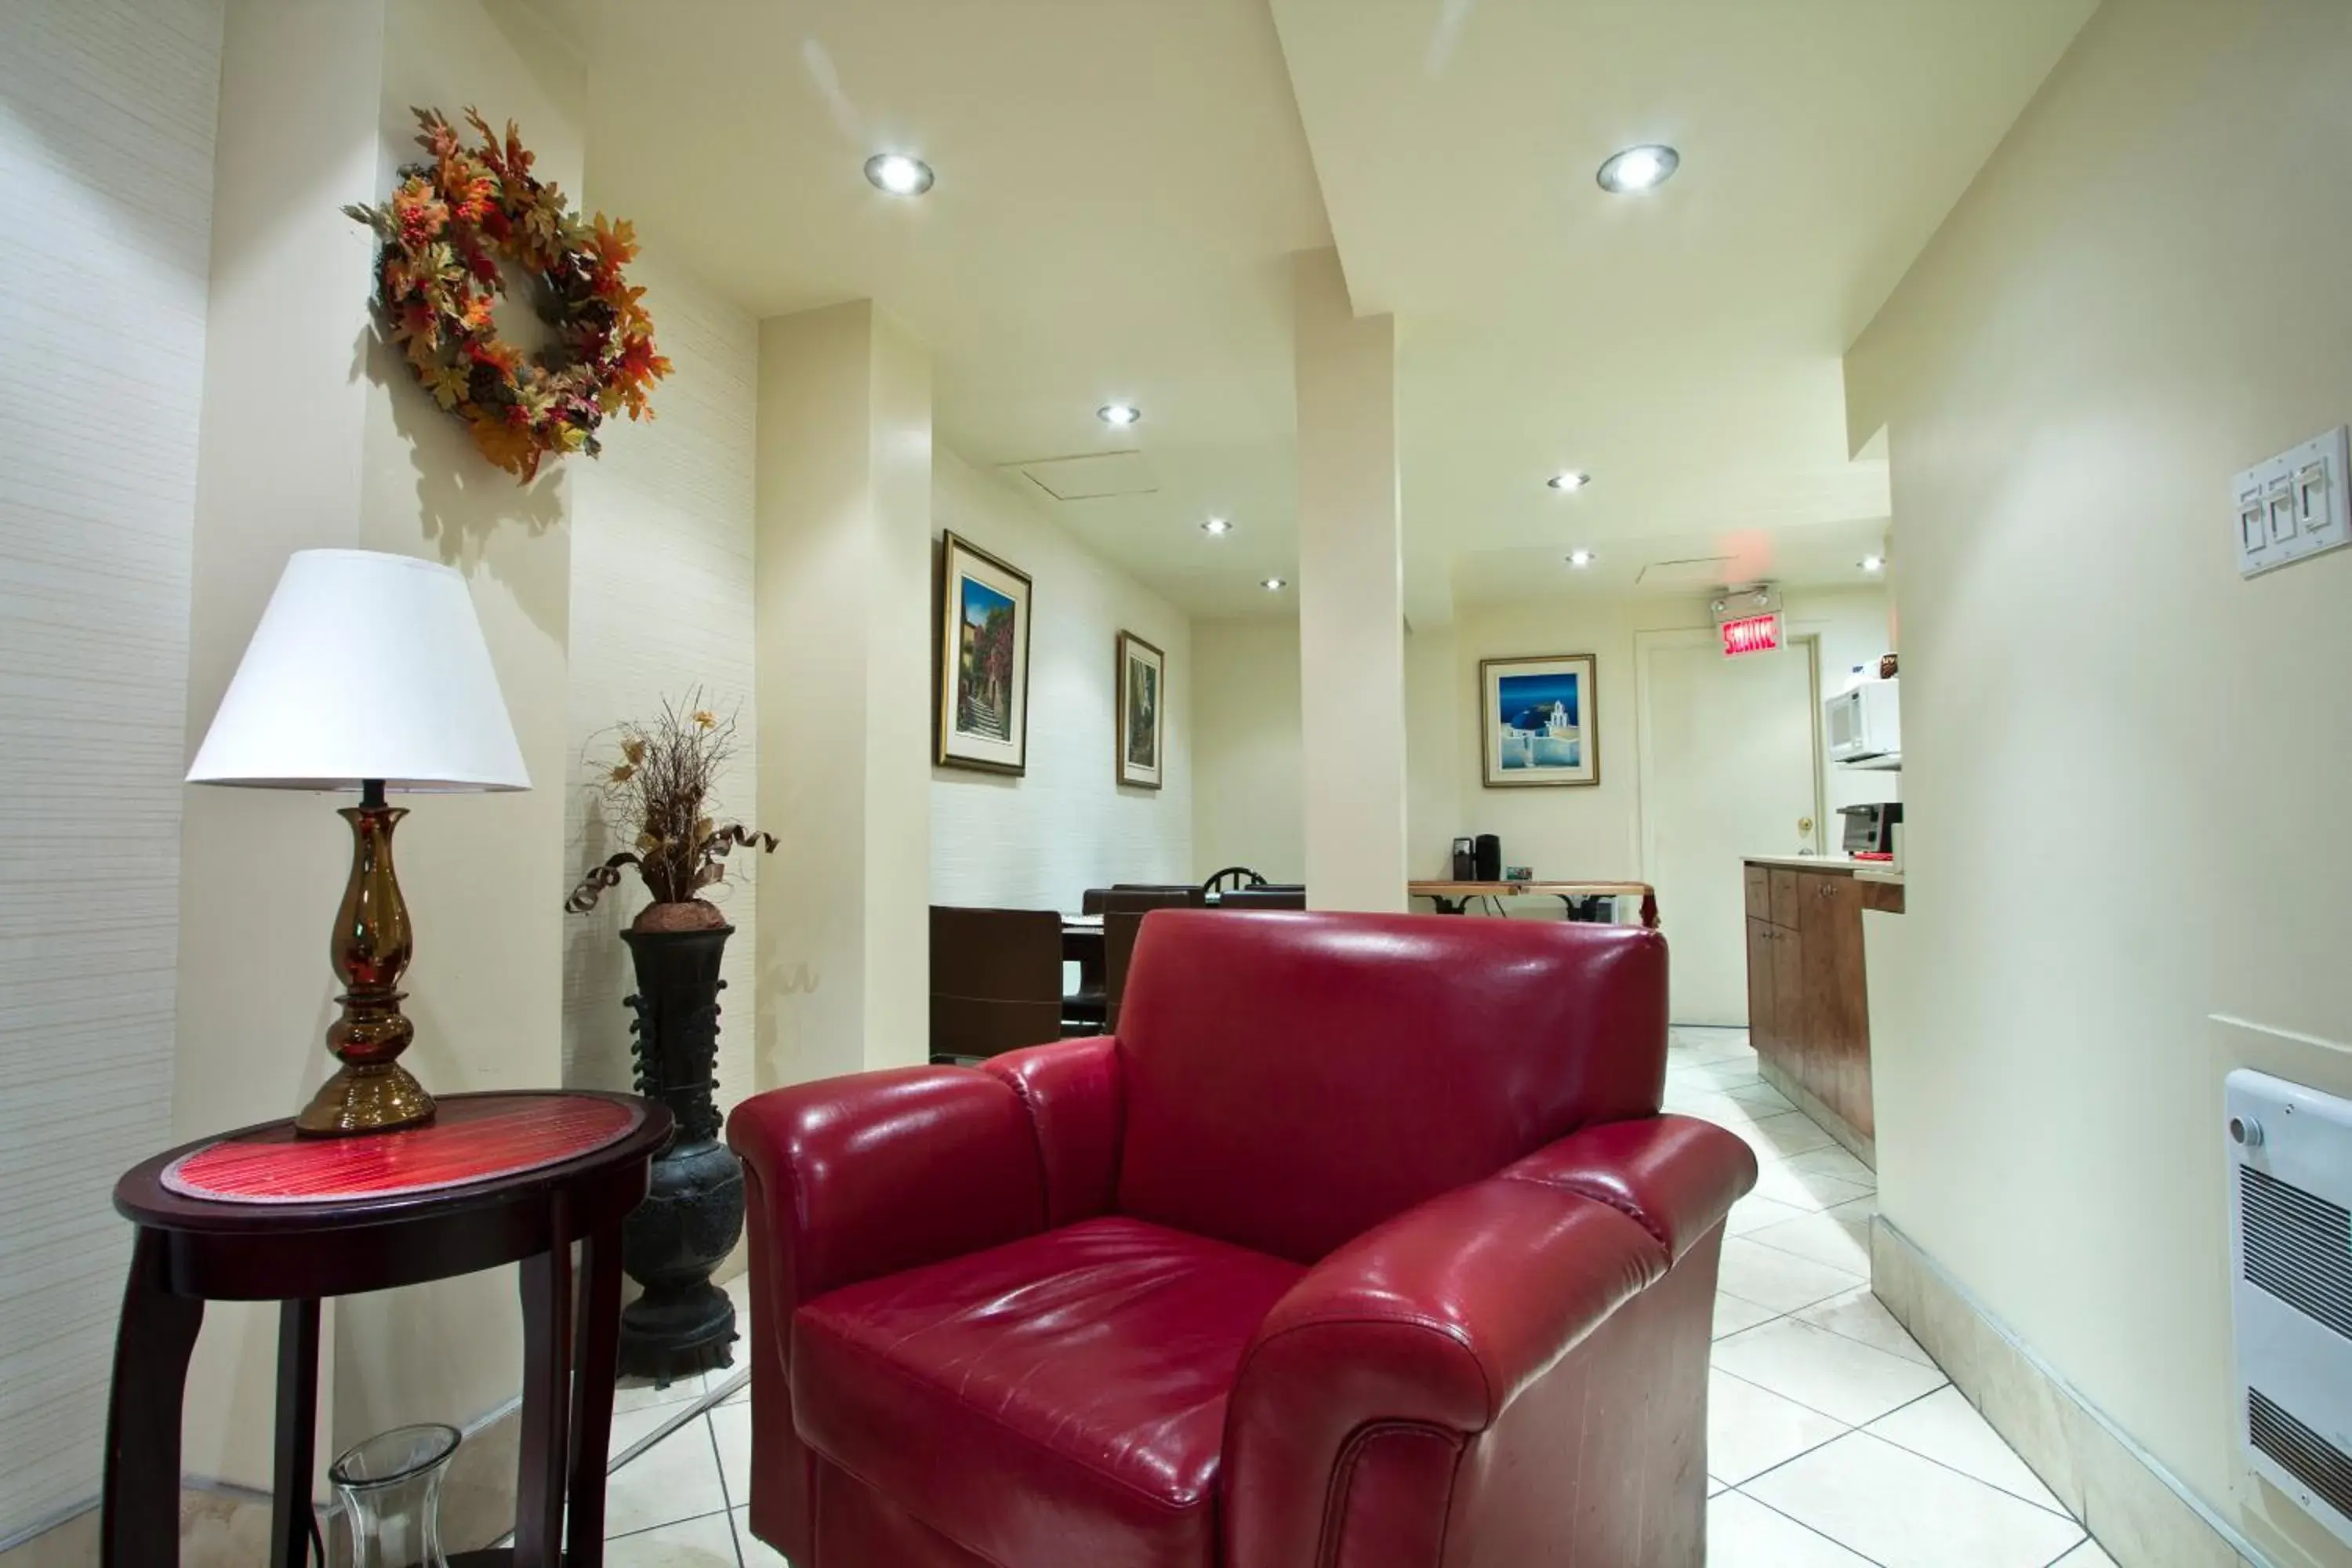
[1004,451,1160,503]
[1635,555,1734,587]
[2227,1069,2352,1547]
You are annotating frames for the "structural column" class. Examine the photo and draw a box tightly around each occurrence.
[1293,249,1410,911]
[754,301,933,1085]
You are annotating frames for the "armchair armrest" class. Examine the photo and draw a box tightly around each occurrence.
[1501,1113,1759,1262]
[1224,1175,1665,1567]
[728,1067,1047,1312]
[1223,1114,1755,1568]
[728,1068,1050,1565]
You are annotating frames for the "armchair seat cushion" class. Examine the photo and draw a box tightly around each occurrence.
[793,1216,1305,1568]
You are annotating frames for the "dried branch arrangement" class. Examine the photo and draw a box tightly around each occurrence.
[566,691,775,928]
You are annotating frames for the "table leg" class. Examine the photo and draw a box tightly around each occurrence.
[563,1230,625,1566]
[102,1229,205,1567]
[515,1243,575,1568]
[270,1299,321,1568]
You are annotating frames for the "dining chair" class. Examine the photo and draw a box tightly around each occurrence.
[1109,883,1207,906]
[1102,909,1146,1034]
[929,906,1065,1062]
[1199,866,1267,895]
[1217,884,1306,911]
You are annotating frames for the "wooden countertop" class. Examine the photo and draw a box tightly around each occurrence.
[1744,854,1904,887]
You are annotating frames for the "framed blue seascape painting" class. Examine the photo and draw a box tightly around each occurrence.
[935,531,1033,775]
[1479,653,1599,788]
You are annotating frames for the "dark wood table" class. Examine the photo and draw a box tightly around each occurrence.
[103,1091,670,1568]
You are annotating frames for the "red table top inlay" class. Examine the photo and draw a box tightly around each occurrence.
[162,1094,645,1206]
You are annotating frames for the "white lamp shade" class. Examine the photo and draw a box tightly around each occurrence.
[187,550,530,792]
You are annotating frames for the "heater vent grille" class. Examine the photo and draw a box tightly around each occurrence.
[2252,1388,2352,1523]
[2241,1166,2352,1342]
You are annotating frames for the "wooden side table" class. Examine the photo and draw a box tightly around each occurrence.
[103,1091,670,1567]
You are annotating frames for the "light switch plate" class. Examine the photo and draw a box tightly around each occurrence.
[2236,426,2351,579]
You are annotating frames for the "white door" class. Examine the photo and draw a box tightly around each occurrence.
[1637,631,1821,1025]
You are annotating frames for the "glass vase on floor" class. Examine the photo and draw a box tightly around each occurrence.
[332,1422,460,1568]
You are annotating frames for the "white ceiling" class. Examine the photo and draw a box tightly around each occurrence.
[578,0,2093,621]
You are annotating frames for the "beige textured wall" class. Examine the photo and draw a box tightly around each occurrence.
[562,253,760,1120]
[1189,586,1891,888]
[1845,2,2352,1562]
[176,0,583,1489]
[1190,618,1305,884]
[753,303,933,1087]
[931,450,1194,909]
[1294,249,1409,913]
[0,0,221,1541]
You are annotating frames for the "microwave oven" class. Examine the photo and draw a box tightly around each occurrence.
[1824,679,1900,764]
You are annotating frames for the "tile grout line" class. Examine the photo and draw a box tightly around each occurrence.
[705,1414,747,1568]
[1733,1393,2090,1536]
[1732,1486,1896,1567]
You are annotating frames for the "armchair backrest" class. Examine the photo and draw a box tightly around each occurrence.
[1113,909,1668,1263]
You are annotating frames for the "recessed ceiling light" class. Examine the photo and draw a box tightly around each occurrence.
[1261,577,1287,591]
[1548,471,1592,492]
[1202,517,1232,535]
[1595,144,1679,194]
[1860,555,1886,572]
[863,152,934,197]
[1098,403,1142,427]
[1566,549,1597,568]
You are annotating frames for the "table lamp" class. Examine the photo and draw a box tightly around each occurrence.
[187,550,530,1136]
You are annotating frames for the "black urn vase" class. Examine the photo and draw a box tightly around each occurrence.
[616,923,745,1382]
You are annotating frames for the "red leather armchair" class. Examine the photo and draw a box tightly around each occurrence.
[728,911,1755,1568]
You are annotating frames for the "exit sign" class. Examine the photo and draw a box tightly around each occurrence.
[1720,612,1784,657]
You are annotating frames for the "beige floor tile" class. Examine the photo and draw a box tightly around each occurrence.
[1865,1387,2067,1515]
[1716,1239,1866,1314]
[1791,1287,1936,1368]
[1747,1163,1873,1214]
[1666,1088,1764,1125]
[1710,1473,1733,1497]
[1726,1080,1796,1112]
[1745,1432,2086,1567]
[1706,1492,1875,1565]
[2052,1540,2118,1566]
[711,1399,751,1504]
[1708,1369,1849,1485]
[1782,1145,1876,1189]
[1739,1112,1840,1160]
[614,1370,710,1416]
[1726,1194,1813,1237]
[1672,1058,1765,1091]
[604,1508,741,1566]
[1744,1210,1874,1275]
[1669,1029,1755,1065]
[1716,1290,1784,1339]
[1712,1319,1947,1426]
[733,1508,789,1566]
[606,1412,729,1537]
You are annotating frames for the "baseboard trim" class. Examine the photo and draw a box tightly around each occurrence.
[1871,1216,2270,1568]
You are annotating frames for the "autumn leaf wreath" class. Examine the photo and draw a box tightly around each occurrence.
[346,107,671,481]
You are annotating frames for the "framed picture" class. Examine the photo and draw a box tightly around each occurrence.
[935,532,1033,775]
[1479,653,1599,788]
[1116,631,1165,789]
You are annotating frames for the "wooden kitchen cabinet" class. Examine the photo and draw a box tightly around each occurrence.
[1743,858,1901,1153]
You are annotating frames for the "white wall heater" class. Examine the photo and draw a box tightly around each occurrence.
[2227,1068,2352,1546]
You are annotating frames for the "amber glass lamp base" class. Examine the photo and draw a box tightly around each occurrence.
[297,781,435,1138]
